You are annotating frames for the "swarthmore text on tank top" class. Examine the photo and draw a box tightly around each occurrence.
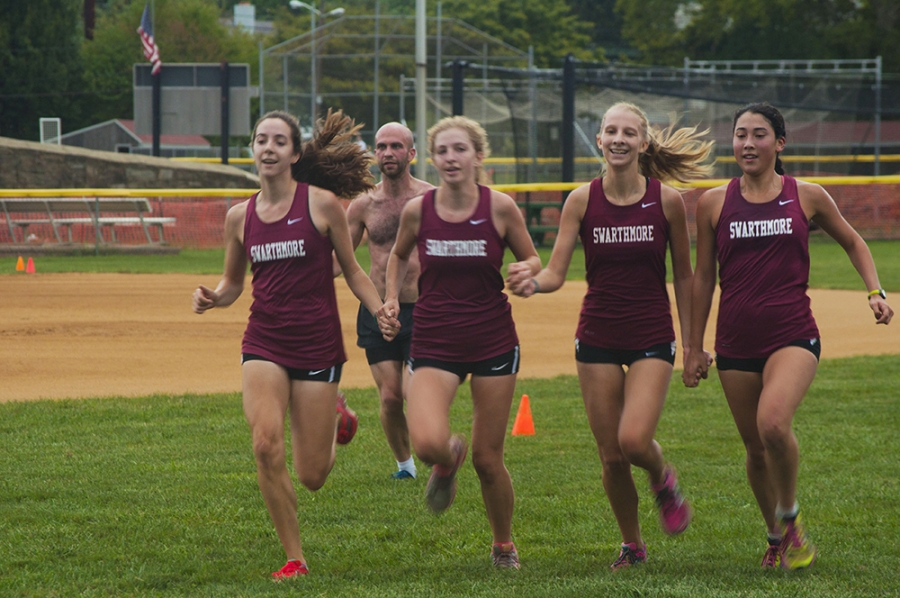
[249,238,306,262]
[591,224,655,244]
[424,238,487,257]
[727,217,793,239]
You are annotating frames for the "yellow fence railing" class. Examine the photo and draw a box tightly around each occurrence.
[3,175,900,198]
[172,154,900,167]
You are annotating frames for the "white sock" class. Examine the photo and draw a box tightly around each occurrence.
[397,457,416,477]
[776,502,799,520]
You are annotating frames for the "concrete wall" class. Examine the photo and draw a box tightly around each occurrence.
[0,136,259,189]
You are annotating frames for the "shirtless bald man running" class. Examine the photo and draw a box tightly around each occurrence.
[343,122,434,479]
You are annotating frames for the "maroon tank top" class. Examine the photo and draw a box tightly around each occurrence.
[714,176,819,359]
[242,183,346,369]
[576,177,675,349]
[412,185,518,361]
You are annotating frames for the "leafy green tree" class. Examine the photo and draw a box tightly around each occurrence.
[568,0,633,60]
[616,0,900,73]
[0,0,88,140]
[829,0,900,73]
[615,0,684,66]
[439,0,601,67]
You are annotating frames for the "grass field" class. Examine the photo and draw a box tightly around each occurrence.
[2,357,898,597]
[8,239,900,292]
[3,239,898,596]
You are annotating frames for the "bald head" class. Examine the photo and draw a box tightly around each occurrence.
[374,122,416,180]
[376,122,414,149]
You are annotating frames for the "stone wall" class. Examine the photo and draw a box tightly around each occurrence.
[0,136,259,189]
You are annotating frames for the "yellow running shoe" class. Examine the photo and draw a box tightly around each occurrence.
[780,514,817,570]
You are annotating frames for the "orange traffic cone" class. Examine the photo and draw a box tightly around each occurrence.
[16,256,24,271]
[511,394,535,436]
[25,257,35,273]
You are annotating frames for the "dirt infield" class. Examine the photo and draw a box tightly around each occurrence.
[1,273,897,403]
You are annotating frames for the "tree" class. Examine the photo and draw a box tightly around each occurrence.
[568,0,634,60]
[439,0,602,67]
[0,0,88,140]
[616,0,900,73]
[829,0,900,73]
[614,0,686,66]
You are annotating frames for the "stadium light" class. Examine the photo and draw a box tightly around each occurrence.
[288,2,345,130]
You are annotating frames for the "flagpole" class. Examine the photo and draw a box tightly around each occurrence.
[152,68,161,157]
[151,0,161,157]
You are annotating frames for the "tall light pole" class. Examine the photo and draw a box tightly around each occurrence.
[288,1,344,131]
[415,0,427,179]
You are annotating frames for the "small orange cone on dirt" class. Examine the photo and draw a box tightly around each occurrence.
[16,256,25,271]
[25,257,35,274]
[511,394,535,436]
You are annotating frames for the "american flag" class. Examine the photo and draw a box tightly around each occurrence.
[137,3,162,75]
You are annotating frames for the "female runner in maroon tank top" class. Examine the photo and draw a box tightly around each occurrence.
[191,110,394,580]
[507,102,715,569]
[383,116,541,569]
[684,103,893,570]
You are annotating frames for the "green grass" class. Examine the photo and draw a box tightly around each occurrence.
[4,249,228,275]
[6,239,898,291]
[807,236,900,291]
[2,355,898,596]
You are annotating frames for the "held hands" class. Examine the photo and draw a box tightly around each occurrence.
[506,261,537,297]
[376,299,402,342]
[682,347,713,388]
[192,285,218,314]
[869,296,893,325]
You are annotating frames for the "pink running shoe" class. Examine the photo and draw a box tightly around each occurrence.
[425,434,468,513]
[491,542,520,569]
[610,542,647,570]
[761,543,781,569]
[272,560,309,581]
[336,391,358,445]
[651,466,692,535]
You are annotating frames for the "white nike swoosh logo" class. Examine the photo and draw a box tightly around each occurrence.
[490,362,509,371]
[641,202,657,208]
[287,217,303,224]
[779,200,794,206]
[470,218,487,225]
[309,368,326,375]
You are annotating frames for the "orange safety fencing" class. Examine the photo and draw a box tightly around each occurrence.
[1,179,899,249]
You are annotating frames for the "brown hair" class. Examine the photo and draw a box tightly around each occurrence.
[252,109,375,199]
[599,102,715,184]
[426,116,492,184]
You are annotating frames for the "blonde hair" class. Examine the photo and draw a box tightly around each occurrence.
[254,109,375,199]
[427,116,492,184]
[599,102,715,183]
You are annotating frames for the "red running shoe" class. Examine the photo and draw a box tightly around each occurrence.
[336,391,358,445]
[425,434,467,513]
[272,560,309,581]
